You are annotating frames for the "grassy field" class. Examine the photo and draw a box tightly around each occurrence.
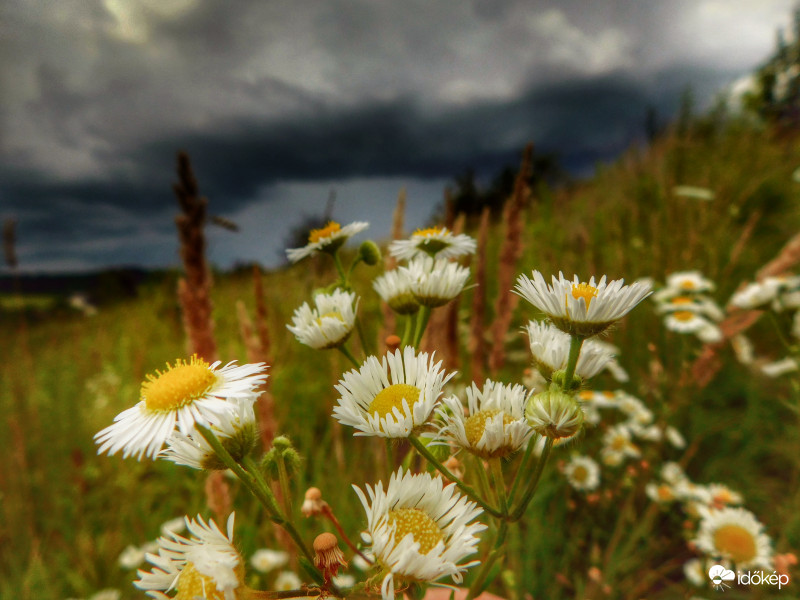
[2,117,800,599]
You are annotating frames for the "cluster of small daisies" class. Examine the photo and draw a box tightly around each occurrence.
[647,462,775,587]
[651,271,724,343]
[729,273,800,378]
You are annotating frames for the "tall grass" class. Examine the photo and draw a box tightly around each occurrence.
[2,119,800,598]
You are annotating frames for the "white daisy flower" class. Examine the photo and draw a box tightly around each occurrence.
[577,389,619,409]
[666,271,715,294]
[514,271,652,338]
[287,290,359,350]
[119,544,147,570]
[250,548,289,573]
[286,221,369,263]
[661,462,687,485]
[665,426,686,449]
[673,185,715,202]
[160,517,188,537]
[353,469,486,600]
[664,310,714,335]
[729,278,786,310]
[388,226,476,261]
[432,380,533,459]
[694,507,773,569]
[524,321,615,380]
[646,482,678,504]
[563,455,600,491]
[696,323,723,343]
[332,346,454,438]
[274,571,302,591]
[135,513,242,600]
[88,591,121,600]
[333,574,356,588]
[615,392,653,425]
[602,425,640,460]
[95,357,268,460]
[160,397,257,470]
[400,256,470,307]
[373,269,420,315]
[707,484,744,507]
[683,558,706,587]
[761,357,799,377]
[731,334,755,365]
[656,295,724,322]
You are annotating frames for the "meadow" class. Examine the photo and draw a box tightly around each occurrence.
[2,115,800,599]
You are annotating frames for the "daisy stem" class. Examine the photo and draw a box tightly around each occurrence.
[195,425,320,571]
[510,437,553,521]
[408,436,503,519]
[333,252,348,286]
[469,454,492,505]
[385,439,396,472]
[337,345,361,368]
[355,315,372,356]
[489,458,508,516]
[275,454,294,519]
[465,519,509,600]
[412,306,432,348]
[562,335,584,390]
[401,314,414,347]
[507,434,537,506]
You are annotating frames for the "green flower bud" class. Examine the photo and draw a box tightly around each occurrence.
[358,240,382,266]
[525,389,584,439]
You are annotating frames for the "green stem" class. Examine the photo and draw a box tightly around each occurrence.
[333,252,348,286]
[400,314,414,348]
[355,315,372,356]
[385,439,396,472]
[408,437,502,518]
[507,434,537,506]
[562,335,584,390]
[337,344,360,368]
[470,454,493,506]
[465,520,509,600]
[412,305,432,348]
[489,458,508,516]
[275,455,294,518]
[196,425,282,518]
[510,437,553,521]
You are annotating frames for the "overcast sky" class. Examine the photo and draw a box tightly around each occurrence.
[1,0,796,273]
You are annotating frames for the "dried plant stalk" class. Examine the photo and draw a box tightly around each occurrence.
[469,207,491,383]
[692,229,800,387]
[173,151,218,362]
[489,144,533,374]
[378,188,406,352]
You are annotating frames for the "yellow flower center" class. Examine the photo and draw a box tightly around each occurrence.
[309,221,341,244]
[571,465,588,483]
[570,282,598,309]
[387,507,443,555]
[578,390,594,401]
[713,524,757,564]
[679,280,697,290]
[673,310,696,322]
[464,409,513,447]
[368,384,421,423]
[671,296,693,304]
[602,391,615,399]
[316,311,344,325]
[610,435,627,451]
[176,562,230,600]
[413,226,444,238]
[657,485,674,501]
[143,356,217,411]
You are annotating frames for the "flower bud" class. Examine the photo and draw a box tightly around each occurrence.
[301,486,329,517]
[525,389,584,439]
[358,240,382,266]
[313,532,347,584]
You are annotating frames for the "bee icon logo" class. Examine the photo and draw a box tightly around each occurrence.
[708,564,735,591]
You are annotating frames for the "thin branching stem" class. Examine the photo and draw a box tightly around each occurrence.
[510,437,553,521]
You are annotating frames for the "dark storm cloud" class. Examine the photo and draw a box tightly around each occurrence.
[1,0,794,271]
